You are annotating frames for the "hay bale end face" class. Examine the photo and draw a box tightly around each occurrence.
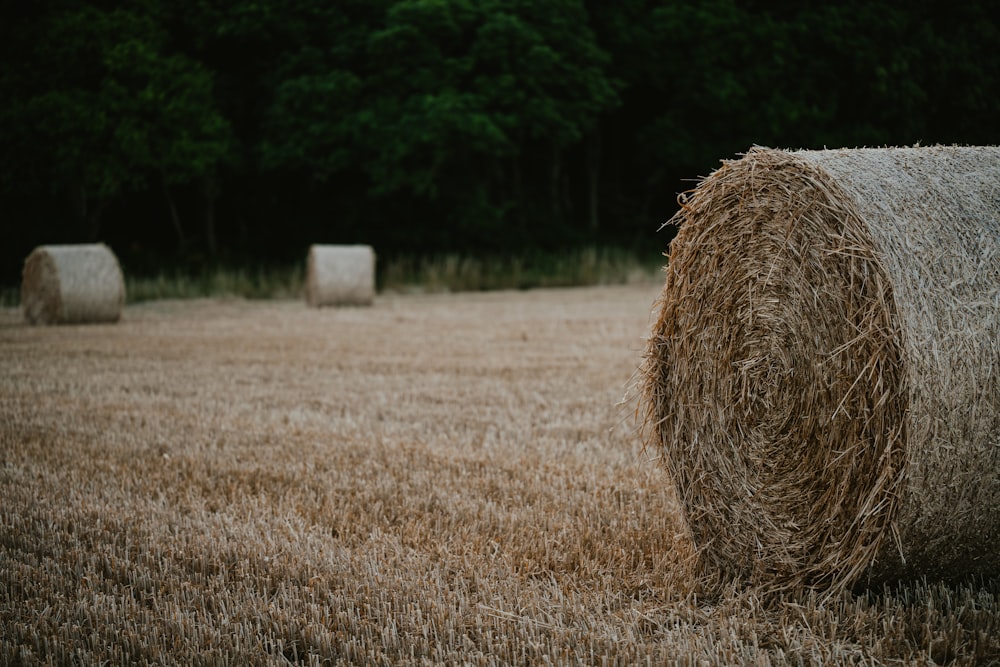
[305,244,376,307]
[21,243,126,325]
[641,145,1000,594]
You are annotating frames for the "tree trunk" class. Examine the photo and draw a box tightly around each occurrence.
[161,170,185,253]
[70,180,87,235]
[550,141,561,222]
[512,155,525,230]
[203,175,218,258]
[587,128,601,234]
[513,129,526,231]
[71,178,104,241]
[88,201,106,242]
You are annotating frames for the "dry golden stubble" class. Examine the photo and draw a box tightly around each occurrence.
[2,286,710,664]
[1,285,999,663]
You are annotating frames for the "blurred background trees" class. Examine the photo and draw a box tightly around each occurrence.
[1,0,998,283]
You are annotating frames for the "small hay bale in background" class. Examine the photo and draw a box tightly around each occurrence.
[21,243,126,325]
[640,145,1000,594]
[305,244,375,307]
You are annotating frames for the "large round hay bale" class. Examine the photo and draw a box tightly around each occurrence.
[21,243,126,325]
[641,145,1000,594]
[305,244,375,307]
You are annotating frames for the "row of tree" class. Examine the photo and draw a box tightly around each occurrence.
[2,0,998,282]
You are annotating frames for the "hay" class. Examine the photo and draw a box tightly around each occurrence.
[641,145,1000,594]
[21,243,126,325]
[305,244,375,307]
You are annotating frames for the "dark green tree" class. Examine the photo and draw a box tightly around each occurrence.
[0,2,231,251]
[2,0,999,282]
[359,0,619,249]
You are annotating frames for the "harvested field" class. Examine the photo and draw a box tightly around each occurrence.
[1,286,998,665]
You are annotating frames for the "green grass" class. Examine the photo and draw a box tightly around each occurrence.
[125,264,306,303]
[2,247,665,307]
[379,247,663,294]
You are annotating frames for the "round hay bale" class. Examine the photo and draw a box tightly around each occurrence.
[21,243,126,325]
[641,145,1000,594]
[305,244,375,307]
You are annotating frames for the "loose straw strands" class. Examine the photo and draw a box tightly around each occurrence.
[305,244,376,307]
[641,145,1000,595]
[21,243,126,325]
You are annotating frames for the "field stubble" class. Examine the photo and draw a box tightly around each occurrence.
[1,285,997,665]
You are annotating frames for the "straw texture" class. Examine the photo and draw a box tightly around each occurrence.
[305,244,375,307]
[21,243,126,325]
[641,145,1000,594]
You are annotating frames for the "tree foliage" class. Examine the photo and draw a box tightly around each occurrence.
[1,0,998,278]
[0,2,230,244]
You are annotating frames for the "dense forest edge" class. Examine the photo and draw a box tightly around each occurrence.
[2,0,998,291]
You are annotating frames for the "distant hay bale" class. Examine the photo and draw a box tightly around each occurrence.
[305,244,375,307]
[21,243,126,325]
[641,145,1000,594]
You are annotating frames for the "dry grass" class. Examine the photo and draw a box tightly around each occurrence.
[1,286,998,665]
